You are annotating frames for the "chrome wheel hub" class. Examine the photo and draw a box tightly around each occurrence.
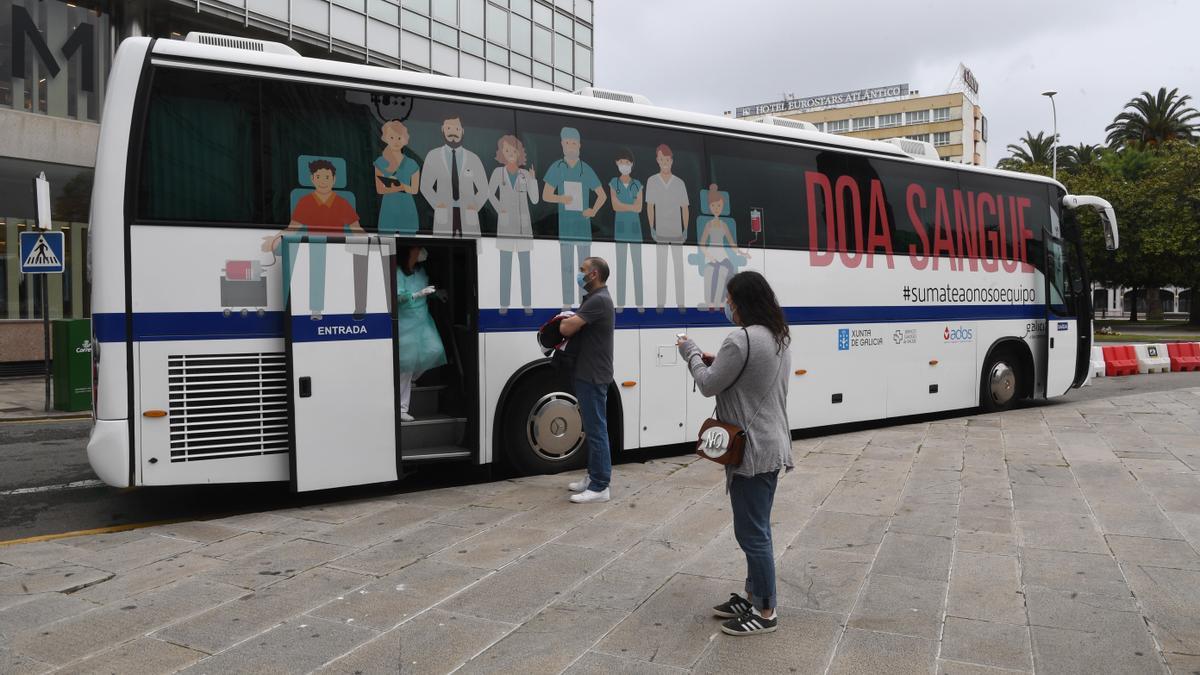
[526,392,584,461]
[988,362,1016,406]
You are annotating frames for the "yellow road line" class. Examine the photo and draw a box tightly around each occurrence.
[0,518,189,547]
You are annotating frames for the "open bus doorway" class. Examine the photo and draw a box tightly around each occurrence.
[394,239,479,467]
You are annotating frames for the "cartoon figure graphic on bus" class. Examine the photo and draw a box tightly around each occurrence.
[646,144,689,313]
[689,183,749,312]
[374,120,421,235]
[608,148,644,313]
[420,115,488,238]
[487,134,539,315]
[395,245,447,423]
[262,158,369,320]
[543,126,606,309]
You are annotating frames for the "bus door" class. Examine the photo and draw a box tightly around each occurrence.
[395,239,476,464]
[1042,211,1091,397]
[284,235,400,492]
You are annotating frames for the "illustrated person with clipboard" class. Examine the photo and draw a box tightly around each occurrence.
[543,127,606,310]
[374,120,421,235]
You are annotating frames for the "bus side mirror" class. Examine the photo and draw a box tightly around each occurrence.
[1062,194,1119,251]
[1099,206,1118,251]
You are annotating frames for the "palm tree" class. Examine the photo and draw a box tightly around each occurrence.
[997,131,1056,170]
[1060,143,1105,173]
[1105,87,1199,148]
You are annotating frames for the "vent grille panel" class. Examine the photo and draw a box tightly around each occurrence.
[168,353,289,462]
[193,34,265,51]
[591,90,635,103]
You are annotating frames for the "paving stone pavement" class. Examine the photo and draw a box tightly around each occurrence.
[3,387,1200,673]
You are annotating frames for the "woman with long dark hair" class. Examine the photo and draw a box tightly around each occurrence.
[676,270,792,635]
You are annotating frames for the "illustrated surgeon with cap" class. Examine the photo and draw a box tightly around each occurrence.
[543,126,607,309]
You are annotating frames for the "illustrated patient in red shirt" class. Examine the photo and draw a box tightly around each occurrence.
[264,159,383,320]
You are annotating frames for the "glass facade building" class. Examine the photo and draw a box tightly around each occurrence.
[0,0,593,365]
[166,0,594,92]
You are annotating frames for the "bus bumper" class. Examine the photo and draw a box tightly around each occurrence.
[88,419,130,488]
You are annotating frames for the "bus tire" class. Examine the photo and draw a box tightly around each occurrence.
[502,368,589,475]
[980,350,1020,413]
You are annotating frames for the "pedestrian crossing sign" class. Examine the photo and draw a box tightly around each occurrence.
[19,231,65,274]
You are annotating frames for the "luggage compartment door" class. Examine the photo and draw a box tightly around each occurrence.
[285,236,399,492]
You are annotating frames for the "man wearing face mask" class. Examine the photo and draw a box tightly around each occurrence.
[557,256,615,504]
[421,115,488,238]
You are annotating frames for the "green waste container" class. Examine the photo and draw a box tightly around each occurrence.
[52,318,92,412]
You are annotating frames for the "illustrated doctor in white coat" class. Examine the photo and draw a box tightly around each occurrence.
[420,115,489,238]
[486,134,539,315]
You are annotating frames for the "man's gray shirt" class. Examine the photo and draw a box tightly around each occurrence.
[569,286,615,384]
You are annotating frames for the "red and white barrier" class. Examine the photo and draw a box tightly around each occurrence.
[1102,345,1139,376]
[1134,344,1171,374]
[1098,342,1200,377]
[1168,343,1200,372]
[1090,346,1106,379]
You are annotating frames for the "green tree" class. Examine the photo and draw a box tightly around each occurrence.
[1066,142,1200,322]
[997,131,1056,170]
[1104,87,1200,148]
[1059,143,1104,174]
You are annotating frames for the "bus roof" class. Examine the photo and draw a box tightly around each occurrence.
[144,37,1066,193]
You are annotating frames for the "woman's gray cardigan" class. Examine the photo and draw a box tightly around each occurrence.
[679,325,793,483]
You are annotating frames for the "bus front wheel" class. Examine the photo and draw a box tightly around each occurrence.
[502,368,589,475]
[980,352,1020,413]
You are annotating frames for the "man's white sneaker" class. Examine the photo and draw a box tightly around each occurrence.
[400,412,415,423]
[570,488,610,504]
[567,479,588,492]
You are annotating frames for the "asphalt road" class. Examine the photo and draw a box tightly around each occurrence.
[3,371,1199,542]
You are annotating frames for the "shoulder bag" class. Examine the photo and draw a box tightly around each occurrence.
[695,328,752,466]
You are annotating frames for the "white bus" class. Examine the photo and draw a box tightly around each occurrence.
[87,34,1118,491]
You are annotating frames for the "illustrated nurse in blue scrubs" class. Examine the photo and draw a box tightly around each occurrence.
[396,245,447,422]
[608,147,644,313]
[375,120,421,235]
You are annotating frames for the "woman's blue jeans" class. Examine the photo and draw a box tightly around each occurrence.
[729,470,779,610]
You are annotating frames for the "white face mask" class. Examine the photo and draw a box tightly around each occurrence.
[416,248,428,263]
[617,162,633,176]
[563,148,580,162]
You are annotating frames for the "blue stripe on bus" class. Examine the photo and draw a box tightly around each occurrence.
[91,304,1045,342]
[481,304,1045,331]
[93,311,283,342]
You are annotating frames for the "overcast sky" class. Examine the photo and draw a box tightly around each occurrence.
[593,0,1200,166]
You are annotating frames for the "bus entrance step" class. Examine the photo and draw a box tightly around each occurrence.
[400,415,466,449]
[401,445,472,462]
[409,384,448,417]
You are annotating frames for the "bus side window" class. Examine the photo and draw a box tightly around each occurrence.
[705,136,809,250]
[514,109,704,244]
[138,69,262,224]
[386,97,516,237]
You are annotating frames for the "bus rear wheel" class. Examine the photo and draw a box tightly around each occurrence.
[980,352,1020,413]
[502,368,589,475]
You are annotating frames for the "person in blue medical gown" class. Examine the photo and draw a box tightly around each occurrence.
[396,246,447,422]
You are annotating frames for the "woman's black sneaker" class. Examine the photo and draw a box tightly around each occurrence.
[721,610,778,636]
[712,593,753,619]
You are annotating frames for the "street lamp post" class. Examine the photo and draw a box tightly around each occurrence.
[1042,90,1058,180]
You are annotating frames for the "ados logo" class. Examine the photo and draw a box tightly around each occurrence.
[943,326,974,343]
